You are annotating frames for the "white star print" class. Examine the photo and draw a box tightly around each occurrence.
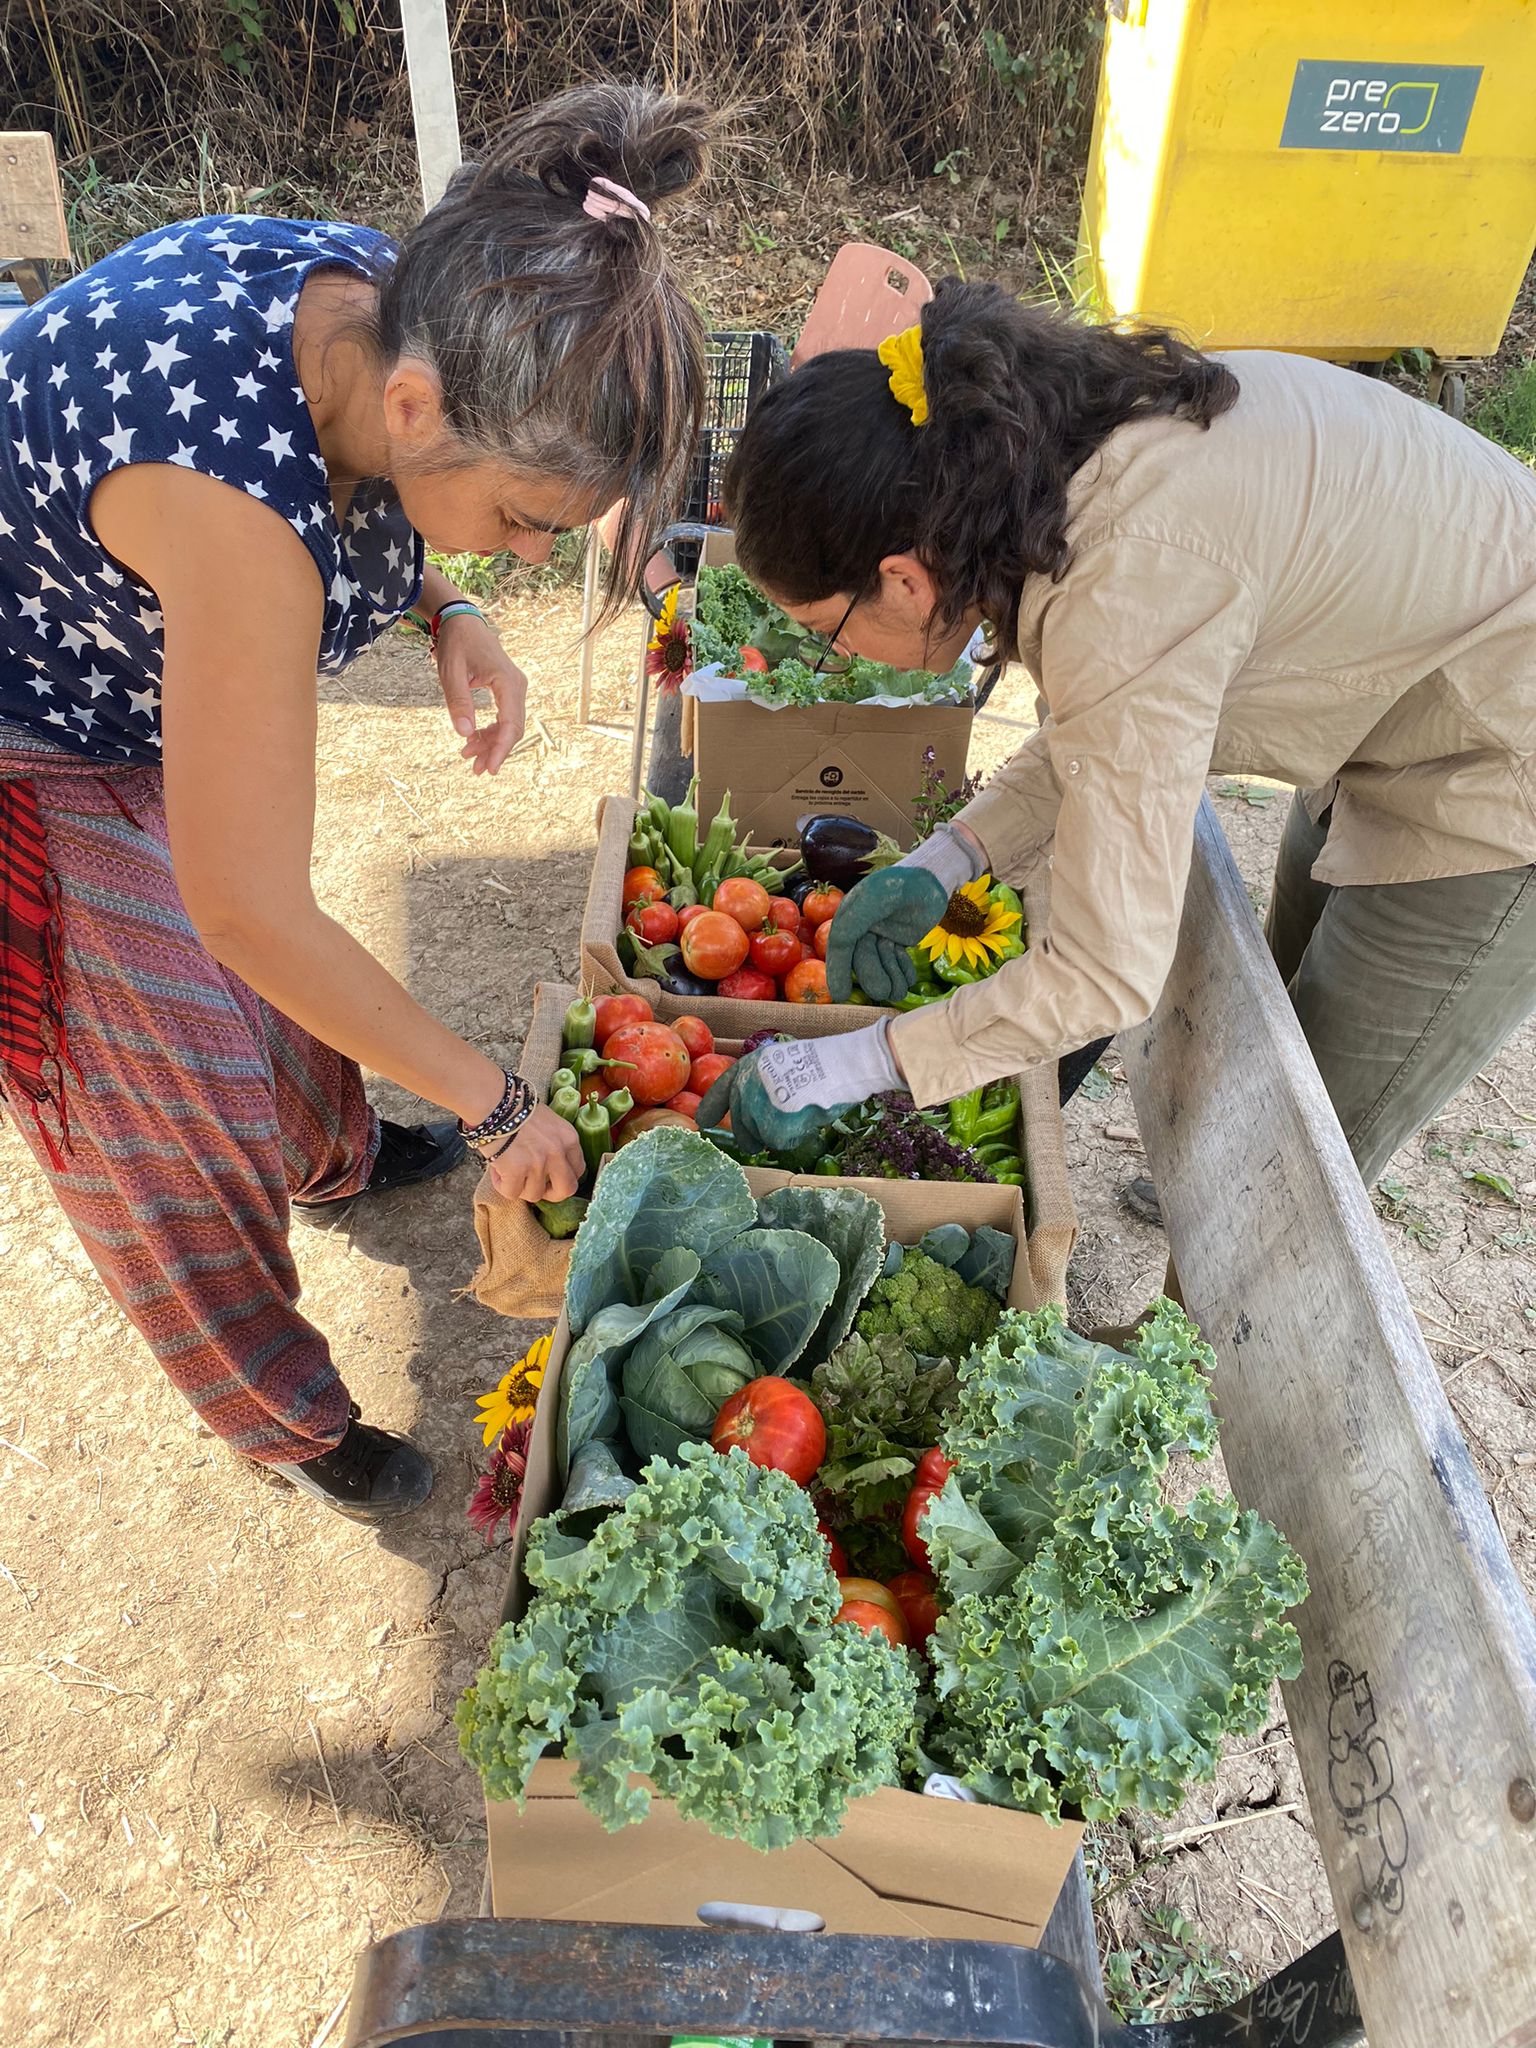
[212,327,235,344]
[18,594,44,627]
[37,534,60,559]
[166,381,204,420]
[0,511,14,540]
[61,399,81,432]
[44,709,69,728]
[246,480,268,500]
[259,426,295,464]
[125,685,160,718]
[100,419,135,464]
[96,564,123,588]
[87,280,111,298]
[177,272,201,287]
[88,620,131,658]
[28,482,50,512]
[347,503,369,533]
[12,433,34,469]
[136,603,163,634]
[329,571,358,607]
[233,372,262,403]
[257,349,279,371]
[383,540,402,571]
[73,452,93,489]
[48,363,67,389]
[212,240,256,265]
[81,667,113,698]
[8,374,27,406]
[40,308,69,341]
[85,297,118,328]
[163,298,198,325]
[259,296,295,333]
[94,345,116,372]
[168,442,198,468]
[24,673,52,698]
[132,278,158,292]
[40,456,66,494]
[212,416,239,443]
[108,371,131,402]
[35,566,67,596]
[214,279,244,307]
[73,706,96,731]
[57,622,90,656]
[140,234,187,260]
[144,335,189,377]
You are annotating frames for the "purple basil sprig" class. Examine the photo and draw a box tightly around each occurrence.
[835,1092,997,1184]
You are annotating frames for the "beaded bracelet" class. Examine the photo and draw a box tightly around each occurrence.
[459,1069,535,1158]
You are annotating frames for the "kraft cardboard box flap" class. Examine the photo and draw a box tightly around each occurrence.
[488,1763,1073,1945]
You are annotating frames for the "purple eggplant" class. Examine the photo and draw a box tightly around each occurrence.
[799,814,884,888]
[657,964,717,999]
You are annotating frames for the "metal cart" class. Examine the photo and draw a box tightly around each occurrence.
[344,800,1536,2048]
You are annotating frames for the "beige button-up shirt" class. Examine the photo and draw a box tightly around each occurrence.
[892,349,1536,1107]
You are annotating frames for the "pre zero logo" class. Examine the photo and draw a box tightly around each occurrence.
[1280,60,1482,154]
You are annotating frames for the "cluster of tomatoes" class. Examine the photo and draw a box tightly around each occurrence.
[585,993,736,1140]
[623,867,846,1005]
[710,1376,950,1657]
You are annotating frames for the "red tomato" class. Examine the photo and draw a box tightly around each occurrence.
[689,1052,735,1096]
[717,966,778,1002]
[667,1089,702,1118]
[577,1072,611,1106]
[713,878,772,932]
[738,645,770,672]
[680,910,750,981]
[813,919,831,961]
[767,896,801,933]
[784,959,831,1005]
[837,1576,905,1625]
[802,886,844,929]
[602,1022,692,1107]
[886,1569,940,1650]
[749,924,801,979]
[671,1015,714,1061]
[914,1448,956,1489]
[594,994,652,1048]
[676,902,712,933]
[615,1108,696,1146]
[818,1522,850,1575]
[836,1599,907,1647]
[902,1481,944,1571]
[711,1377,826,1484]
[625,900,679,945]
[622,865,664,909]
[799,938,815,961]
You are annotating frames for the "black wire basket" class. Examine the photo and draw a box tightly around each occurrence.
[678,330,790,529]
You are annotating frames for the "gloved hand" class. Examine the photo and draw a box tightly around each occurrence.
[825,824,985,1004]
[697,1021,902,1153]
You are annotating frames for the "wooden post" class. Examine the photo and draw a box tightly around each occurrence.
[577,527,601,725]
[1125,797,1536,2048]
[398,0,461,213]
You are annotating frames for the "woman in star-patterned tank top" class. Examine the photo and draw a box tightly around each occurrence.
[0,84,714,1521]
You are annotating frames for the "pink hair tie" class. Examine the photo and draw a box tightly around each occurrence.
[582,176,651,224]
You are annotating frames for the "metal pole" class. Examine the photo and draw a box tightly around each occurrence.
[399,0,462,213]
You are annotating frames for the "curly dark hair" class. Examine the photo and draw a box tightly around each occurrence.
[723,280,1238,660]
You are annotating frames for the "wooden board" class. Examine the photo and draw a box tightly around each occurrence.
[0,134,70,263]
[1124,797,1536,2048]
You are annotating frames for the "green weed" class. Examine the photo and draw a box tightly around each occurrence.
[1475,358,1536,467]
[1104,1904,1249,2022]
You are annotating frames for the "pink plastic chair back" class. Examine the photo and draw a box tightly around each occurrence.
[792,242,933,366]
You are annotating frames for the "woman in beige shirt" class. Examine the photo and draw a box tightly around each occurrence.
[699,280,1536,1194]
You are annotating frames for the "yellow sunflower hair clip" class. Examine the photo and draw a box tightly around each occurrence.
[877,324,928,427]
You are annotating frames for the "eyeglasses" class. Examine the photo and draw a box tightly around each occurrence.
[808,594,859,679]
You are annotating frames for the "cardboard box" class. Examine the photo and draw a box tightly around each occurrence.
[472,981,1078,1326]
[483,1173,1083,1946]
[691,697,975,852]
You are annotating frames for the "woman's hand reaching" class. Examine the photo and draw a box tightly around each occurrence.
[434,609,529,775]
[488,1104,585,1205]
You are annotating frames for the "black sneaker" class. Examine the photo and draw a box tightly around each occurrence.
[294,1119,467,1212]
[1121,1175,1164,1229]
[272,1417,434,1522]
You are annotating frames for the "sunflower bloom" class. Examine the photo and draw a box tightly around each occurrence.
[646,585,692,693]
[474,1332,550,1447]
[920,874,1021,973]
[466,1421,532,1545]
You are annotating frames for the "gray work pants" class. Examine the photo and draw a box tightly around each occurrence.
[1266,795,1536,1184]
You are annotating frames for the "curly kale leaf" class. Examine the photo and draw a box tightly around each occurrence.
[456,1444,916,1850]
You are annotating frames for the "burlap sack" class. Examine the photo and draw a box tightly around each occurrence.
[469,982,576,1323]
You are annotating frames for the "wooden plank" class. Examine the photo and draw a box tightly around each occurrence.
[0,133,70,263]
[1123,797,1536,2048]
[399,0,462,212]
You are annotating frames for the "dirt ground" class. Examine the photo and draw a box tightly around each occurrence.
[3,182,1535,2039]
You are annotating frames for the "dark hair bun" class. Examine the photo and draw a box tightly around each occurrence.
[474,81,713,213]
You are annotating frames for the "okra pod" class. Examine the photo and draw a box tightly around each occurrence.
[549,1084,582,1123]
[565,1047,604,1078]
[604,1086,634,1128]
[665,775,699,873]
[562,995,596,1051]
[696,789,737,877]
[576,1099,612,1176]
[550,1066,577,1097]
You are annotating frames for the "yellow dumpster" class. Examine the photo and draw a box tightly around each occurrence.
[1081,1,1536,379]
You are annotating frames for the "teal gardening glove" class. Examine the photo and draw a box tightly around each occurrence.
[824,824,986,1004]
[696,1021,903,1153]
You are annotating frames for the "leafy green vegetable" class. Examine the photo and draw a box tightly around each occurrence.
[956,1225,1016,1297]
[556,1258,702,1479]
[695,1228,840,1374]
[920,1302,1308,1822]
[810,1334,958,1573]
[855,1247,1003,1360]
[456,1444,918,1849]
[564,1129,756,1338]
[753,1185,886,1372]
[619,1305,756,1464]
[917,1223,971,1270]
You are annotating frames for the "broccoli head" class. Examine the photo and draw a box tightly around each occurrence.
[855,1249,1002,1361]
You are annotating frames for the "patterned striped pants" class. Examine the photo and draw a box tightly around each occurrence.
[0,736,377,1462]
